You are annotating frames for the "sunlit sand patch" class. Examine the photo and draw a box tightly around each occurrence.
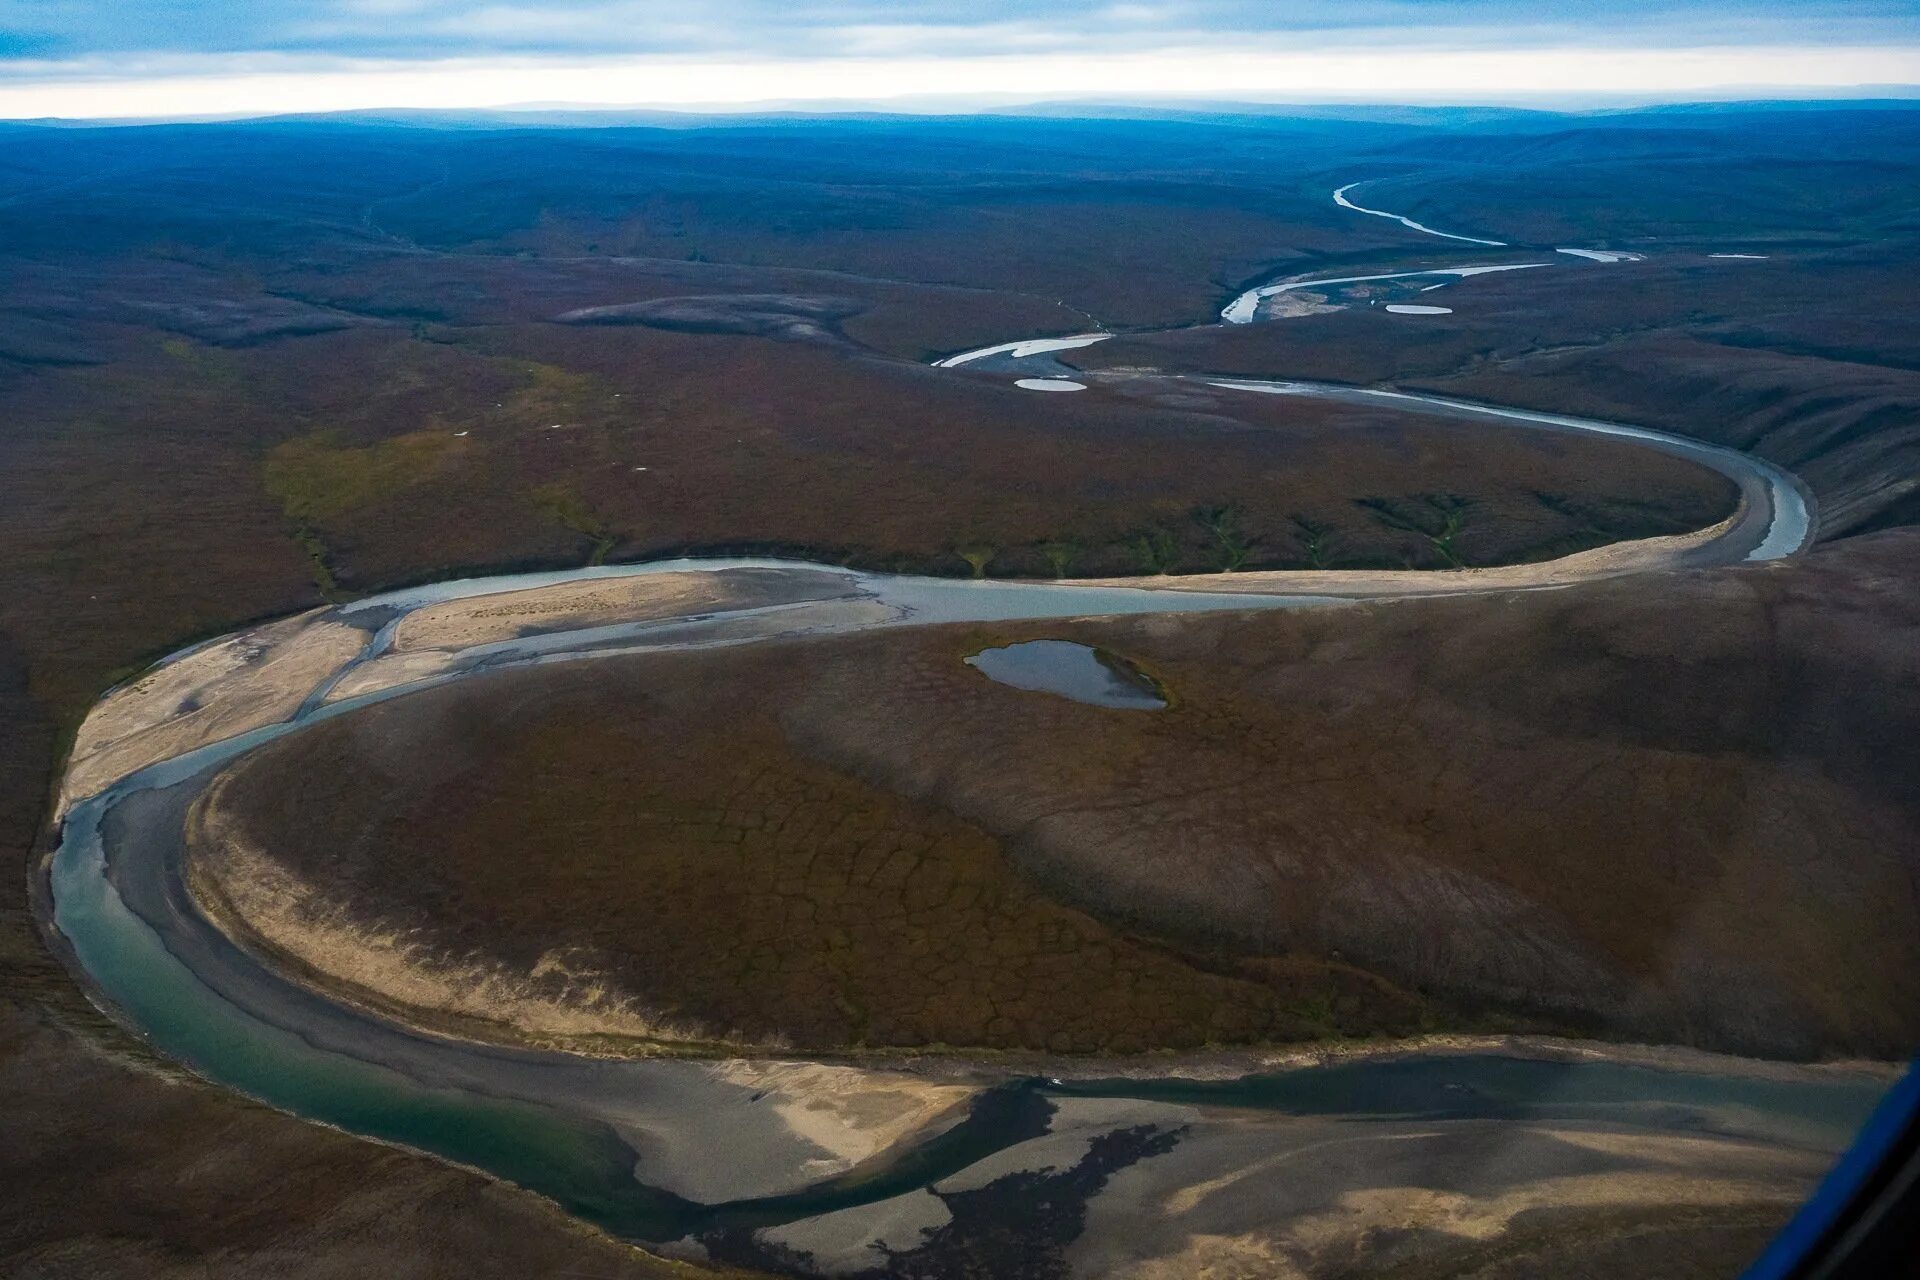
[1222,263,1545,324]
[705,1060,977,1178]
[1556,248,1645,263]
[1069,492,1746,597]
[61,610,364,814]
[1160,1130,1449,1216]
[391,571,745,652]
[1103,1137,1818,1280]
[322,649,458,703]
[935,333,1111,368]
[1297,1170,1807,1247]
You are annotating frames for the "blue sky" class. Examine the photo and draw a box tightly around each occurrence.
[2,1,1918,118]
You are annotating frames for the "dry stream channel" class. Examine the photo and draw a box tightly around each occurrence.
[38,189,1879,1275]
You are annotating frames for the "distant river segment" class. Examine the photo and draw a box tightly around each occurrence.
[1333,180,1508,245]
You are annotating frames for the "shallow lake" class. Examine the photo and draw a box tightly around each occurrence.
[965,640,1166,708]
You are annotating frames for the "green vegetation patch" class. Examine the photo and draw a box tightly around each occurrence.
[528,482,620,565]
[263,429,459,525]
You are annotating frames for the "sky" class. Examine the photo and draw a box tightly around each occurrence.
[1,1,1918,119]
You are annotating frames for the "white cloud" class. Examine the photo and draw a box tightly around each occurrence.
[2,42,1917,119]
[4,1,1917,61]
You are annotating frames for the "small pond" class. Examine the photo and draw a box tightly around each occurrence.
[965,640,1166,709]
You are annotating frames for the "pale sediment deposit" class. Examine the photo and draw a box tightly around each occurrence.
[935,333,1112,368]
[705,1060,978,1178]
[1070,1117,1826,1280]
[187,776,694,1048]
[1066,509,1743,597]
[1222,263,1546,324]
[60,609,364,815]
[391,571,750,652]
[1557,248,1645,263]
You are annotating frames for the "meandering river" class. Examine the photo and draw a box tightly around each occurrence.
[38,182,1863,1274]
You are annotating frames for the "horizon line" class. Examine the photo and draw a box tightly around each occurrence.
[9,87,1920,129]
[5,44,1920,122]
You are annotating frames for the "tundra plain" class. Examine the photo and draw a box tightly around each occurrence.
[6,103,1920,1278]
